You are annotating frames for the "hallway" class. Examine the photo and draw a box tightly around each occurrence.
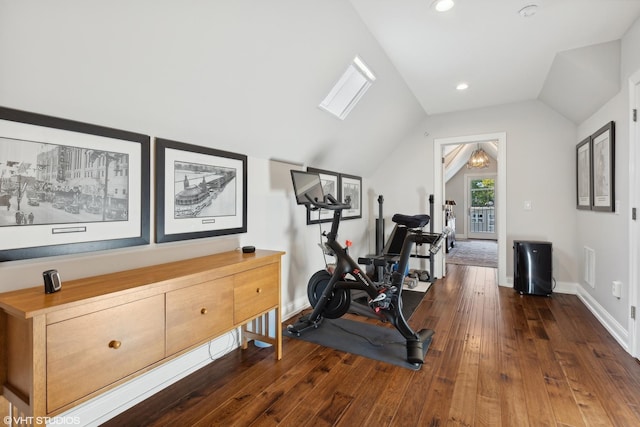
[447,239,498,268]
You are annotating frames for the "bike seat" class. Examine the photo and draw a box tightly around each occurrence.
[392,214,430,229]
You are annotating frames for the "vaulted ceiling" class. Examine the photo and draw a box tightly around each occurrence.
[2,2,640,179]
[350,0,640,123]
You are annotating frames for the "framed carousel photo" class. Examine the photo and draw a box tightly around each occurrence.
[155,138,247,243]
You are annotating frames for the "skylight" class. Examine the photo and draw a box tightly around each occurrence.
[319,55,376,120]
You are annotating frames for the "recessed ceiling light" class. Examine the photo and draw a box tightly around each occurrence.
[456,82,469,91]
[518,4,538,17]
[433,0,455,12]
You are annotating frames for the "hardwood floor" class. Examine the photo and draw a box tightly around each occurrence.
[103,264,640,426]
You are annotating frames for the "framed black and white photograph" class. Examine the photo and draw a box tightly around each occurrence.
[340,173,362,220]
[306,167,340,225]
[0,107,150,261]
[155,138,247,243]
[591,121,615,212]
[576,136,592,210]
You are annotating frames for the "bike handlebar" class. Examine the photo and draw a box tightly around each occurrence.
[305,193,351,211]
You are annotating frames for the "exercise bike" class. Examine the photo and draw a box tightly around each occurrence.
[288,170,449,365]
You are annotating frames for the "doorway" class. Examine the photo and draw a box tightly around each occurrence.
[433,132,507,285]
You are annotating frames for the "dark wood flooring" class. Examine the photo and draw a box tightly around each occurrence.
[103,264,640,426]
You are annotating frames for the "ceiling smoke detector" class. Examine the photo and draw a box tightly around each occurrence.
[518,4,538,17]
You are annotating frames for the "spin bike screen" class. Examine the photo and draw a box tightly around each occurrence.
[290,170,325,205]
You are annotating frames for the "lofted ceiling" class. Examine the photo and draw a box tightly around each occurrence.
[444,141,498,182]
[349,0,640,123]
[2,2,640,180]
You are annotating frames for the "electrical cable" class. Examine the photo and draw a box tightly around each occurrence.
[330,319,407,347]
[207,328,240,361]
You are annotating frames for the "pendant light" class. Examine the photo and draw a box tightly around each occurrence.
[467,144,490,169]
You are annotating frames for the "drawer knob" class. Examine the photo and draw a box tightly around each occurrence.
[256,288,262,294]
[108,340,122,349]
[201,307,208,315]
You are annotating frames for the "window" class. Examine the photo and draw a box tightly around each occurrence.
[469,178,495,233]
[319,55,376,120]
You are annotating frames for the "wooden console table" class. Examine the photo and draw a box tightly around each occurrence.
[0,249,284,421]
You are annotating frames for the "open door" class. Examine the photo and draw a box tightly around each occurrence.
[630,69,640,357]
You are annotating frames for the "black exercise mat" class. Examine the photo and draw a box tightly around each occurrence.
[284,317,431,370]
[351,289,426,320]
[401,290,426,319]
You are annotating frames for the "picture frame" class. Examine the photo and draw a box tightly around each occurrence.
[306,167,340,225]
[155,138,247,243]
[576,136,592,210]
[0,106,150,261]
[340,173,362,220]
[591,121,615,212]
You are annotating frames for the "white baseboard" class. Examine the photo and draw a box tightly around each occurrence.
[503,277,629,352]
[283,297,311,321]
[552,280,577,294]
[575,285,630,352]
[502,277,575,295]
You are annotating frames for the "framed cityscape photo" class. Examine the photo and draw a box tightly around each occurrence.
[155,138,247,243]
[0,107,150,261]
[340,173,362,220]
[306,167,340,225]
[576,136,592,210]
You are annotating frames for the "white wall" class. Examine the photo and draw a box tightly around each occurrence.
[574,16,640,330]
[0,1,425,179]
[369,100,578,283]
[0,1,393,305]
[576,93,629,327]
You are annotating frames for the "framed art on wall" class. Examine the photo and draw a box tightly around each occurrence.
[340,173,362,220]
[306,167,340,225]
[0,106,150,261]
[155,138,247,243]
[576,136,592,210]
[591,121,615,212]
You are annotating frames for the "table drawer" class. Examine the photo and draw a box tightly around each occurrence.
[166,277,234,355]
[234,264,279,323]
[46,294,165,412]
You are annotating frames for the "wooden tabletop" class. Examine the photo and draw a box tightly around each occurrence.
[0,249,284,319]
